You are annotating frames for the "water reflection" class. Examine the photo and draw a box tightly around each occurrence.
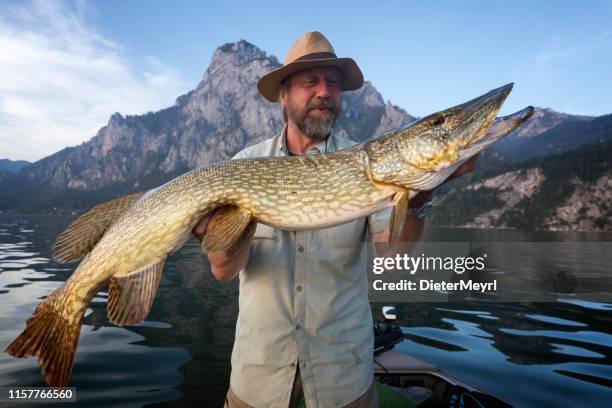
[0,215,610,408]
[384,300,612,407]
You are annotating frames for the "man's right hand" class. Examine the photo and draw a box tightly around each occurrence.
[192,211,215,243]
[192,207,256,282]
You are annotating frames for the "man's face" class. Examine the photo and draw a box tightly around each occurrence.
[280,66,342,141]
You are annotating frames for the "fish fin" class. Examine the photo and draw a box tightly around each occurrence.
[202,206,253,252]
[404,161,465,191]
[389,190,410,243]
[107,260,164,326]
[4,287,84,387]
[52,192,145,263]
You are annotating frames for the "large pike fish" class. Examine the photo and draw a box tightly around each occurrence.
[5,83,533,386]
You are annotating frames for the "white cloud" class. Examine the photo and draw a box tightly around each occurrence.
[0,0,190,161]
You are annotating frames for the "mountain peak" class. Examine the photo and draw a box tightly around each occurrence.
[194,40,281,97]
[532,106,593,120]
[108,112,124,126]
[503,106,593,139]
[219,39,261,53]
[209,40,279,69]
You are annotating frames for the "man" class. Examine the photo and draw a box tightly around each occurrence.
[193,32,476,408]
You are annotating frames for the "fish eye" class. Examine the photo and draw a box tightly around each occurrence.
[429,114,445,127]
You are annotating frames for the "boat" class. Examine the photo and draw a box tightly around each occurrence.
[373,307,513,407]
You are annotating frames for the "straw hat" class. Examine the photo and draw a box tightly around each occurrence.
[257,31,364,102]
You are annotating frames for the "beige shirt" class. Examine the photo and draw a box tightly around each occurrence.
[229,128,391,408]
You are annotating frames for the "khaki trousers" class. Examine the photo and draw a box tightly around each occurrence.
[224,366,379,408]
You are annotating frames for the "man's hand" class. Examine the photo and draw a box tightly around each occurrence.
[372,154,479,246]
[192,207,256,282]
[192,207,238,243]
[192,211,215,243]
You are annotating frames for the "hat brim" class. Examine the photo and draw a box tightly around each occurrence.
[257,57,364,102]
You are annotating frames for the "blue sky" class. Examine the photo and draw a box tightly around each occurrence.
[1,0,611,161]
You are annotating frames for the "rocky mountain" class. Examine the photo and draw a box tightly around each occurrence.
[492,108,597,160]
[496,113,612,161]
[431,139,612,232]
[505,107,591,139]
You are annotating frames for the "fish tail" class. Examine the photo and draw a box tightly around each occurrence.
[5,286,85,387]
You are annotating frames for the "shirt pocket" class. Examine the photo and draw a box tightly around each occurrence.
[247,224,282,273]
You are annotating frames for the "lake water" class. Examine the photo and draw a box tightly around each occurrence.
[0,214,610,407]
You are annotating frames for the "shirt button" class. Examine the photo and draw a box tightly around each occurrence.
[298,246,304,253]
[296,324,301,330]
[296,285,302,292]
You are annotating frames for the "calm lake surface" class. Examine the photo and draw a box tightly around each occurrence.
[0,214,610,407]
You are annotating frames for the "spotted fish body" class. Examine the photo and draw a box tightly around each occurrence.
[5,83,533,386]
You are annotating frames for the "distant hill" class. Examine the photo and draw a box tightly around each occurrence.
[0,159,30,182]
[491,107,594,159]
[431,139,612,232]
[496,113,612,161]
[0,159,30,172]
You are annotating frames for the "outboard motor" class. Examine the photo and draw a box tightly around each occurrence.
[382,306,397,321]
[374,306,404,355]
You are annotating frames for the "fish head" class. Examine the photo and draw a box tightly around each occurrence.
[397,83,513,171]
[367,83,532,191]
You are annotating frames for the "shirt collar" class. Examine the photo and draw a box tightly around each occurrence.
[277,125,337,156]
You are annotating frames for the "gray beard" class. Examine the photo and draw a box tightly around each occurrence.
[284,102,341,141]
[299,113,335,141]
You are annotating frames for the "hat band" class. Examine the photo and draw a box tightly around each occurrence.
[293,52,338,62]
